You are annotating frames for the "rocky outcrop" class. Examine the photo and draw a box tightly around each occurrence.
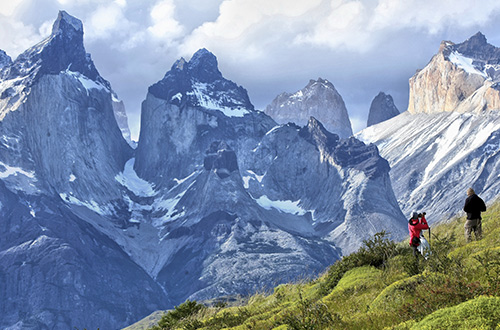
[408,32,500,114]
[265,78,353,138]
[0,50,11,71]
[367,92,400,126]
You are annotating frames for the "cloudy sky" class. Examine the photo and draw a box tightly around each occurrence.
[2,0,500,139]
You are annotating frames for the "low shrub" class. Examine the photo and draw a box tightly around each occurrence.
[411,296,500,329]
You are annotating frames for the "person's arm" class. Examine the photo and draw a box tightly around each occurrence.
[416,222,429,230]
[464,197,471,213]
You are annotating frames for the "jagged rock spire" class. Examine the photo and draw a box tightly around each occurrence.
[367,92,399,127]
[148,48,253,111]
[6,11,105,87]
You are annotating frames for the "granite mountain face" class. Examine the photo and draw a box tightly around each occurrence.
[264,78,353,138]
[0,11,407,330]
[359,32,500,222]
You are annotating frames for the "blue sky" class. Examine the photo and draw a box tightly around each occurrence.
[2,0,500,139]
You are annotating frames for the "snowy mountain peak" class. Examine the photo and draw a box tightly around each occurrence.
[148,49,254,113]
[367,92,399,127]
[187,48,222,81]
[442,32,500,76]
[52,10,84,36]
[5,10,104,87]
[305,77,333,90]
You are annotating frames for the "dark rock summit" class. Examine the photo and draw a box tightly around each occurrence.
[5,11,108,89]
[148,48,253,111]
[367,92,400,127]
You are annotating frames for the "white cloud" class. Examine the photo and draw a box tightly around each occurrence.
[294,0,371,51]
[147,0,184,39]
[370,0,500,34]
[88,3,127,37]
[179,0,322,58]
[0,17,41,58]
[0,0,24,16]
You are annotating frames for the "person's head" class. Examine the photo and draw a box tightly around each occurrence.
[411,212,418,219]
[467,188,475,196]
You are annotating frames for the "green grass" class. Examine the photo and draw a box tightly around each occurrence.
[138,200,500,330]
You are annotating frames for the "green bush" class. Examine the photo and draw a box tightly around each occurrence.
[321,231,401,293]
[150,300,205,330]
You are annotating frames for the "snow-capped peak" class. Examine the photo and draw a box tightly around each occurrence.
[148,48,255,115]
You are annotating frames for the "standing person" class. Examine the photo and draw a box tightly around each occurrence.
[408,212,429,257]
[463,188,487,242]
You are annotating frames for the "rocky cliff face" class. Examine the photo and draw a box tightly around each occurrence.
[367,92,400,126]
[264,78,353,138]
[408,32,500,114]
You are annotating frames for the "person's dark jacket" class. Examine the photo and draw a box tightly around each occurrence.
[464,194,487,220]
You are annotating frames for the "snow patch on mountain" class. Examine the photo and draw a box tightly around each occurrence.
[255,195,314,217]
[59,192,113,216]
[0,161,35,179]
[448,51,488,77]
[116,158,156,197]
[188,82,250,117]
[65,70,108,94]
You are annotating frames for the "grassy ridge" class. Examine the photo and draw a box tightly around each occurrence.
[145,201,500,330]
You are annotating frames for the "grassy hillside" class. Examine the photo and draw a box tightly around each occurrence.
[140,201,500,330]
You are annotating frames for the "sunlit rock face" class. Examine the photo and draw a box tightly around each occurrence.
[408,32,500,115]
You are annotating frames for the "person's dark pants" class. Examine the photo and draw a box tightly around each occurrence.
[465,218,482,242]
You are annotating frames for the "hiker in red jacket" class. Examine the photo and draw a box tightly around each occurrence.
[408,212,429,257]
